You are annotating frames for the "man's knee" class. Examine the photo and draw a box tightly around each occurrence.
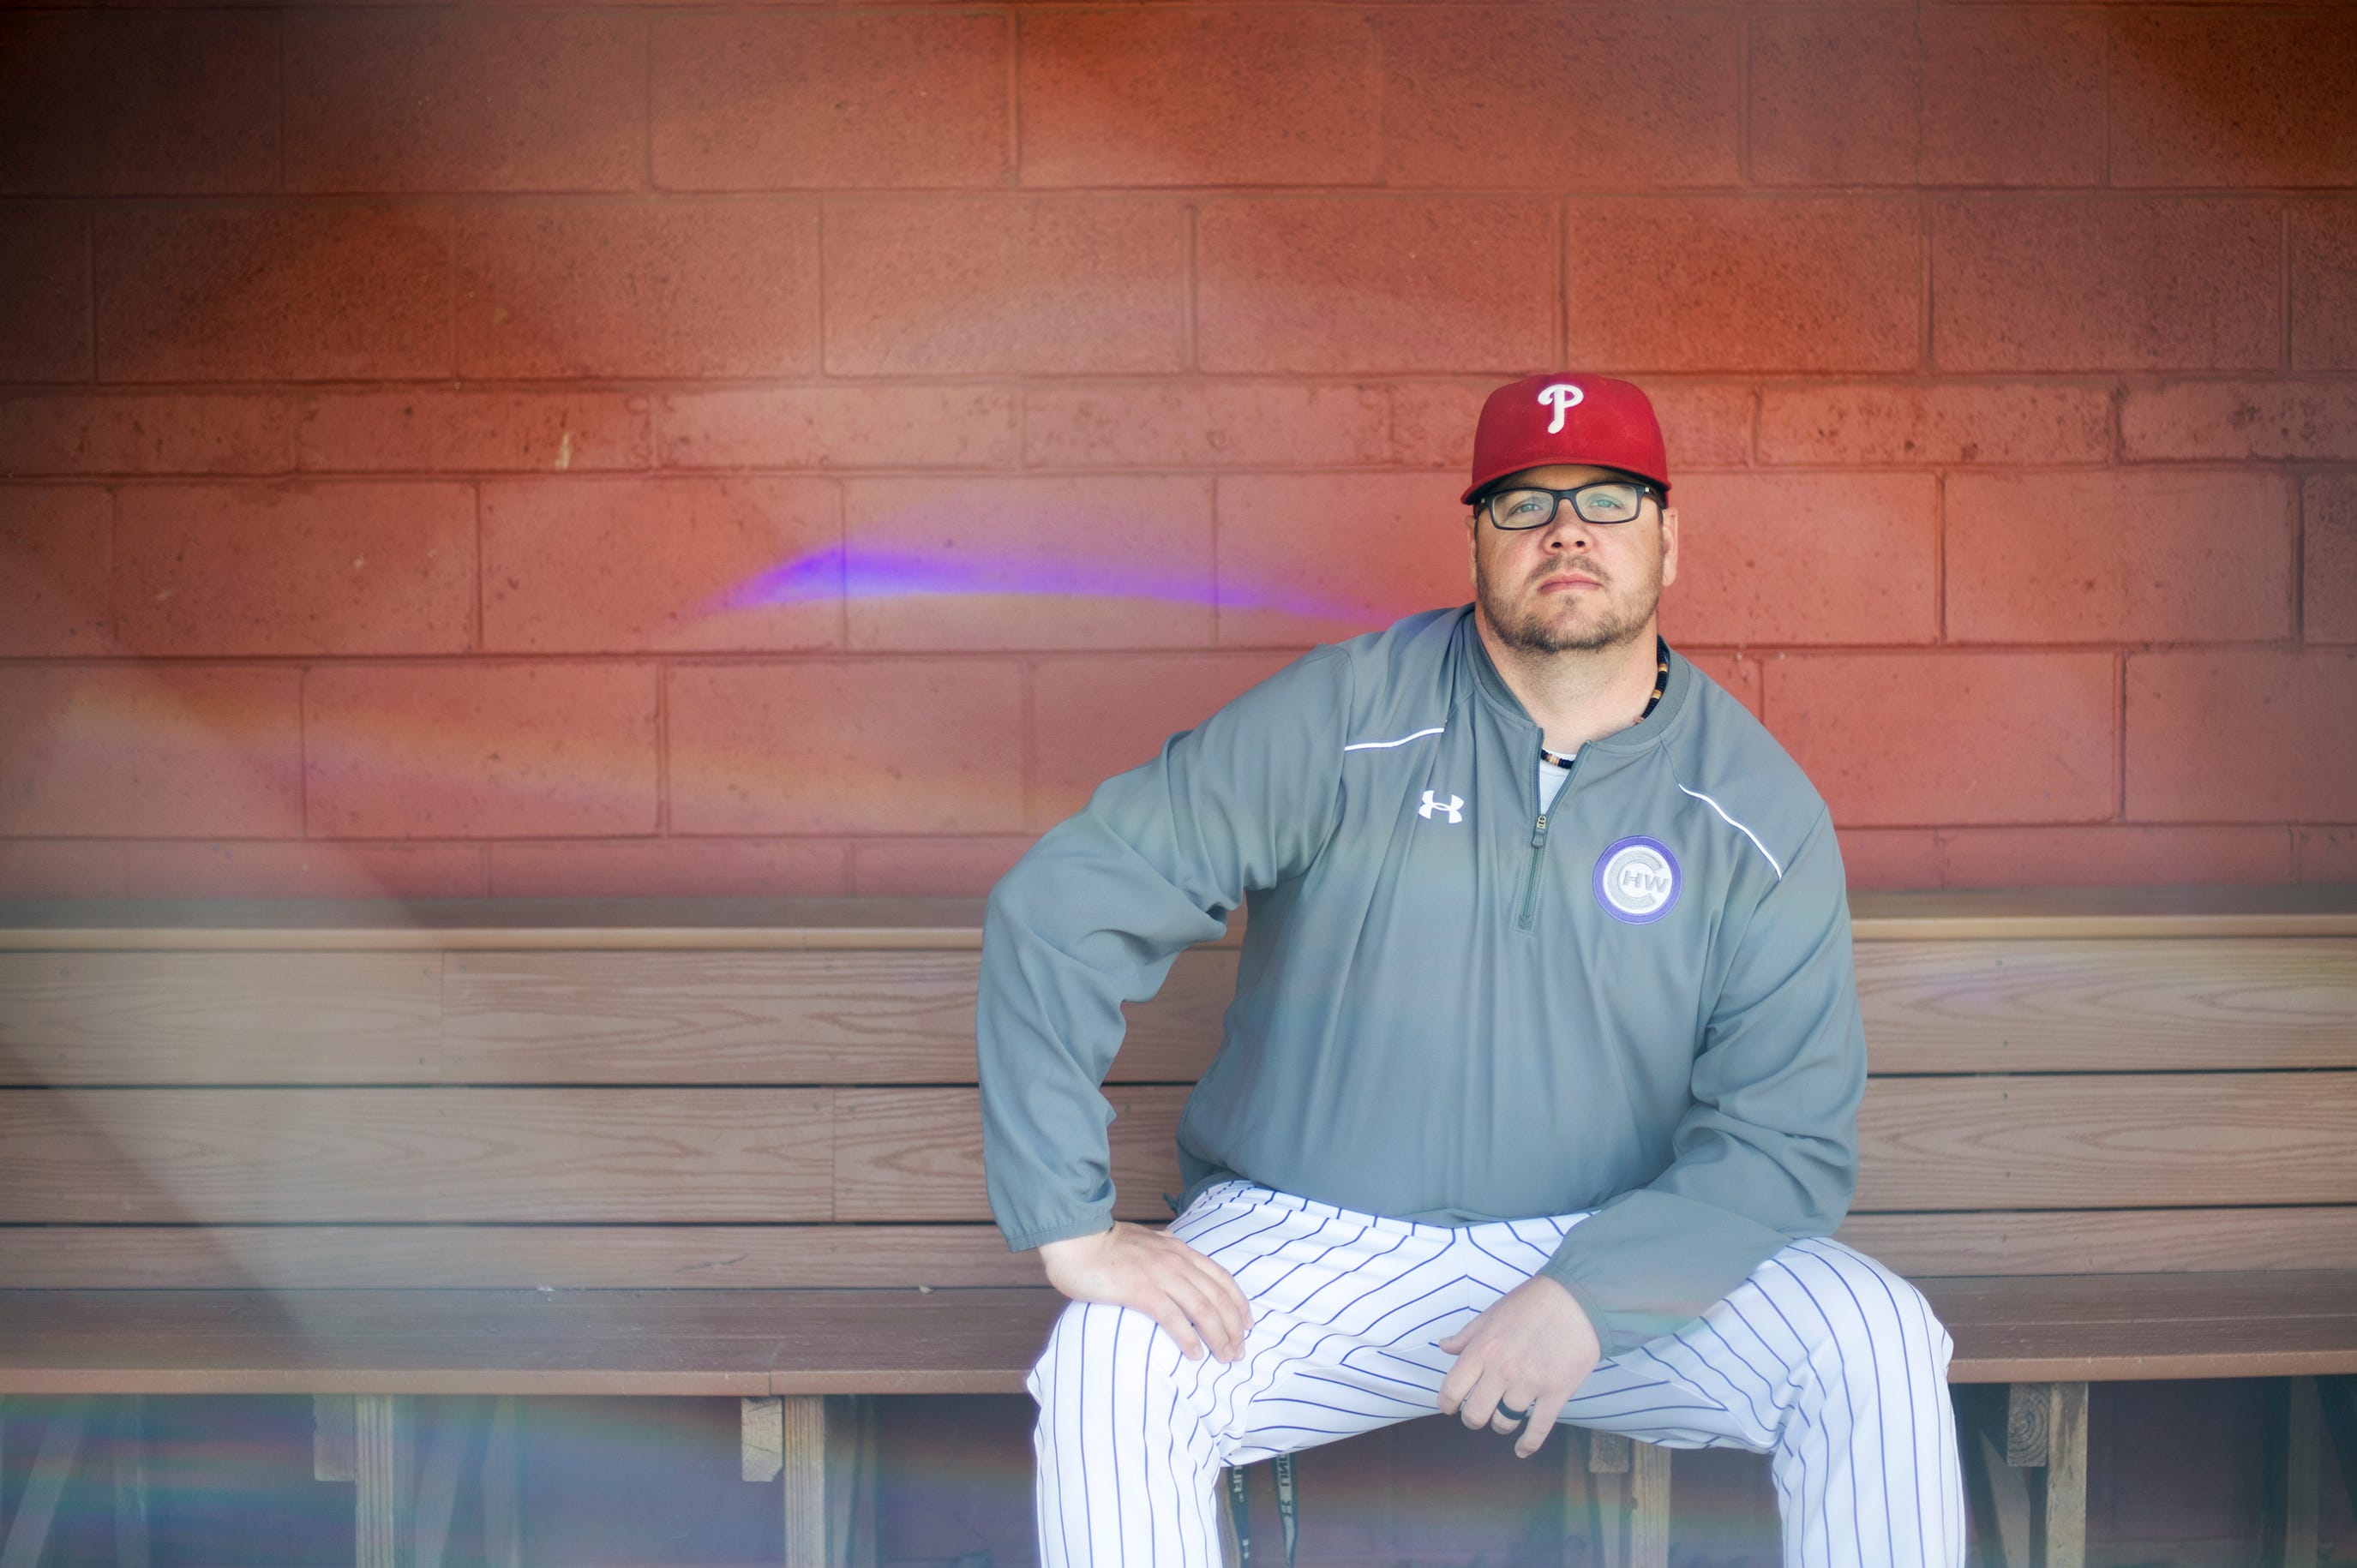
[1027,1298,1191,1410]
[1771,1238,1953,1385]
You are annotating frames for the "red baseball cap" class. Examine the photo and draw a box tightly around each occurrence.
[1460,373,1670,505]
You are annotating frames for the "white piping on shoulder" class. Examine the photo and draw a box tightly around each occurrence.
[1676,782,1785,879]
[1341,726,1446,752]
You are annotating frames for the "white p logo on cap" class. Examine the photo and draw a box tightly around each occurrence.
[1537,382,1584,434]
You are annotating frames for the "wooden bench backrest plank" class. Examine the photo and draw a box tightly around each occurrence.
[3,889,2353,1284]
[10,937,2356,1086]
[4,1206,2355,1291]
[7,1076,2348,1224]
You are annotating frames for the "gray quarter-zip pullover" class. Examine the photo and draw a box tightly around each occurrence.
[976,603,1867,1356]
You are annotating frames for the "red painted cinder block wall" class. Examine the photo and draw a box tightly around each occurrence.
[3,2,2354,902]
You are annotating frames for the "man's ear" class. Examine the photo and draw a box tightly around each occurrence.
[1658,503,1680,590]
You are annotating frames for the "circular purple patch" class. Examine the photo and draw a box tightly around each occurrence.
[1593,835,1681,925]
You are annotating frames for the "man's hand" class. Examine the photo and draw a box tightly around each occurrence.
[1435,1273,1602,1457]
[1036,1221,1255,1364]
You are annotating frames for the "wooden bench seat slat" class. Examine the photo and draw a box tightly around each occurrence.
[3,1278,2352,1397]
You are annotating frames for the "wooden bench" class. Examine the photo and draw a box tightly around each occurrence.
[2,887,2354,1568]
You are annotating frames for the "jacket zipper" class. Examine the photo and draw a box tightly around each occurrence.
[1518,739,1574,931]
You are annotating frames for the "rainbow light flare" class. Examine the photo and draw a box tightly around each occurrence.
[704,542,1351,620]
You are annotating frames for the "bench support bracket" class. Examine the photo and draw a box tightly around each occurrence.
[1999,1381,2088,1568]
[744,1394,879,1568]
[1572,1429,1670,1568]
[352,1394,416,1568]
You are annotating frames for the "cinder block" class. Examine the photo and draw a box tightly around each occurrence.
[0,841,126,901]
[2121,380,2357,462]
[1023,381,1390,470]
[1197,197,1556,374]
[1938,827,2292,889]
[1946,469,2293,643]
[489,839,849,899]
[0,393,294,476]
[2305,475,2357,644]
[0,11,277,195]
[2292,205,2357,371]
[2126,651,2357,823]
[0,485,112,655]
[1760,382,2113,466]
[1931,196,2280,372]
[1920,9,2106,187]
[1376,9,1737,189]
[286,10,643,192]
[2297,829,2357,883]
[124,841,489,900]
[851,838,1035,898]
[97,205,452,381]
[661,385,1017,472]
[668,659,1024,835]
[1749,11,1919,185]
[823,197,1185,375]
[1565,197,1921,373]
[1021,9,1376,187]
[1392,380,1753,471]
[2109,11,2357,189]
[299,390,651,474]
[1683,650,1760,717]
[1766,653,2116,826]
[455,200,819,379]
[655,11,1008,189]
[1658,471,1939,647]
[842,476,1213,651]
[303,662,659,838]
[1214,470,1470,647]
[482,476,839,654]
[0,665,304,836]
[115,482,476,657]
[1029,652,1300,829]
[1833,828,1942,892]
[0,209,90,381]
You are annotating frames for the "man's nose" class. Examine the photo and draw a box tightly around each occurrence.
[1544,508,1594,547]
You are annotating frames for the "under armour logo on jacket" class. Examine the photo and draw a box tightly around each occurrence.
[1537,382,1584,434]
[1418,790,1464,823]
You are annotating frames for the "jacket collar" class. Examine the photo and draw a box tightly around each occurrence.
[1456,602,1691,755]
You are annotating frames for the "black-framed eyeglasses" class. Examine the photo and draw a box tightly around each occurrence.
[1478,478,1663,530]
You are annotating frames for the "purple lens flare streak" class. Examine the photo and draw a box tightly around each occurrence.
[702,544,1350,620]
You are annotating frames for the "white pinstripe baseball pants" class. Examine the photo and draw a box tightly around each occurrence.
[1027,1179,1964,1568]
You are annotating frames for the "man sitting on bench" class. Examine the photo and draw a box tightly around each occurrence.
[976,372,1967,1566]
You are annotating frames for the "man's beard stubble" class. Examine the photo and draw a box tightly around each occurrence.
[1474,547,1664,656]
